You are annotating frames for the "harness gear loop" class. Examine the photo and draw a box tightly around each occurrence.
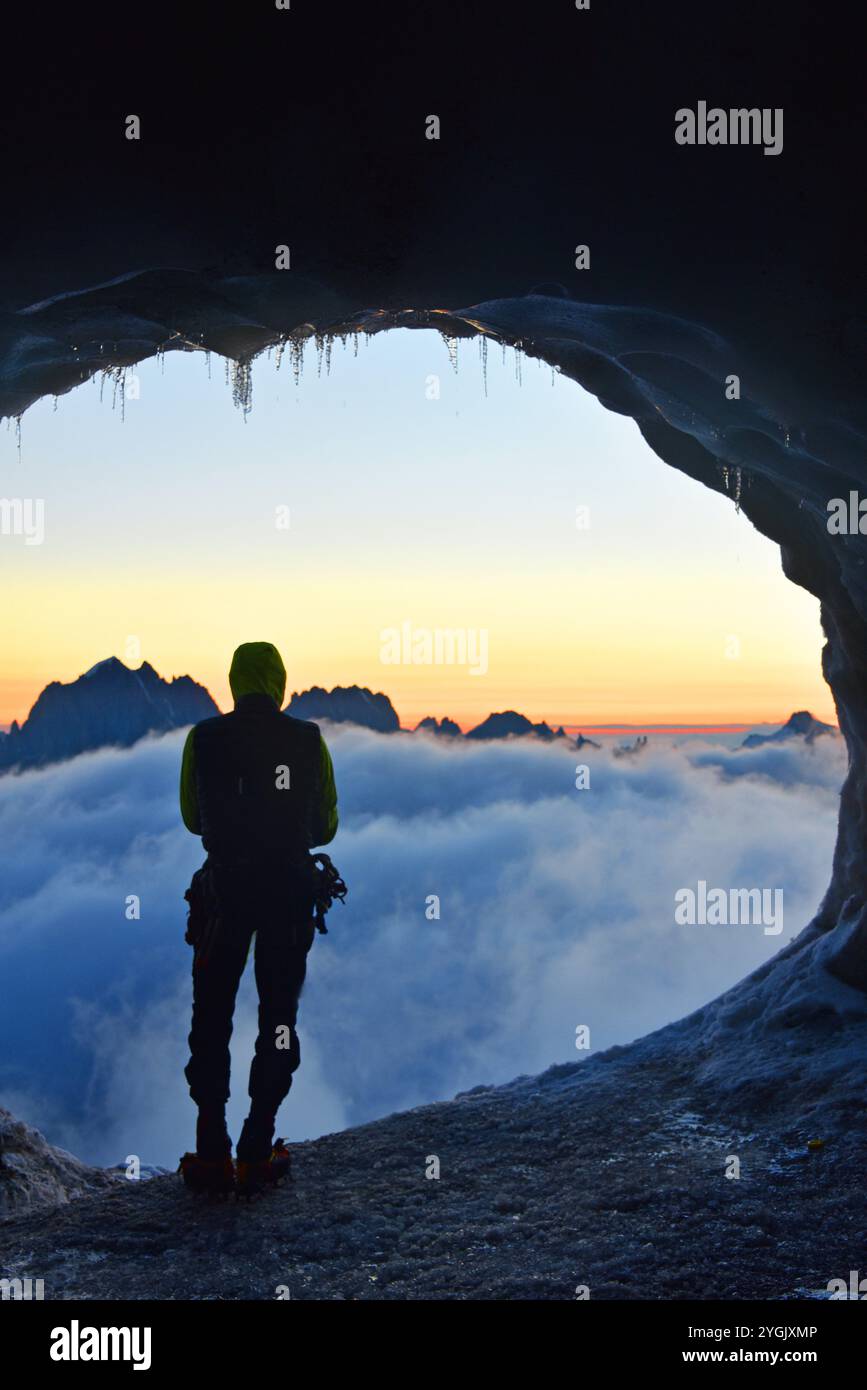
[310,852,348,934]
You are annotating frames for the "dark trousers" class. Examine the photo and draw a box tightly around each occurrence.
[184,865,316,1113]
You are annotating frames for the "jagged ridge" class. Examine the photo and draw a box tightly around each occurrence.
[0,657,218,772]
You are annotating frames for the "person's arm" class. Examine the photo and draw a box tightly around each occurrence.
[311,733,338,845]
[179,727,202,834]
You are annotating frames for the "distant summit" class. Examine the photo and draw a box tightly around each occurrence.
[415,716,462,738]
[285,684,400,734]
[613,734,649,759]
[466,711,570,742]
[0,657,218,773]
[740,710,837,750]
[575,732,602,750]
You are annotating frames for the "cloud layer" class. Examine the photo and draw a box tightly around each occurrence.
[0,725,845,1167]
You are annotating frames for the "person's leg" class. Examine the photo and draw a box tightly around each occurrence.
[184,881,255,1157]
[237,913,315,1160]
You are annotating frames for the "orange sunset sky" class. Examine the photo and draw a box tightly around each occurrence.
[0,332,836,733]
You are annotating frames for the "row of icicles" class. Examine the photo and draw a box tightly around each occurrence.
[4,329,566,457]
[5,328,797,507]
[85,328,547,422]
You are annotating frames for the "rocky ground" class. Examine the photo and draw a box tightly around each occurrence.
[3,998,866,1301]
[0,1110,120,1218]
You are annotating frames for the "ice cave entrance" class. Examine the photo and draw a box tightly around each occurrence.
[0,322,851,1164]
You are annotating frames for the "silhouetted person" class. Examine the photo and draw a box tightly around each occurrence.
[178,641,337,1194]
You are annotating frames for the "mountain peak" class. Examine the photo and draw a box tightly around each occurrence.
[466,711,569,743]
[83,656,127,679]
[741,710,837,750]
[415,715,462,737]
[0,660,219,774]
[286,685,400,734]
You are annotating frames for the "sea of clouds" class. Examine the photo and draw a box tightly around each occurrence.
[0,725,846,1168]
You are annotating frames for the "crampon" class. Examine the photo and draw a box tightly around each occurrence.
[234,1138,292,1200]
[178,1151,236,1198]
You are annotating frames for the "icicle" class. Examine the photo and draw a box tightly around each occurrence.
[113,366,127,422]
[274,338,285,373]
[479,336,488,397]
[325,338,333,375]
[514,342,523,386]
[442,334,459,374]
[205,351,212,380]
[98,365,127,420]
[720,463,743,511]
[353,332,359,357]
[229,358,253,418]
[289,337,305,386]
[315,333,325,376]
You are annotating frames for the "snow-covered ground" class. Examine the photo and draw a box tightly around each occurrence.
[3,996,865,1300]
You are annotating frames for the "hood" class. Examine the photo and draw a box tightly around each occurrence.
[228,642,287,707]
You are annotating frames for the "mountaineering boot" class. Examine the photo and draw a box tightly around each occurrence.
[179,1104,235,1196]
[235,1138,292,1199]
[236,1105,275,1161]
[235,1106,291,1197]
[178,1144,235,1197]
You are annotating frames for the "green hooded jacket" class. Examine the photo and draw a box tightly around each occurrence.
[179,641,338,845]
